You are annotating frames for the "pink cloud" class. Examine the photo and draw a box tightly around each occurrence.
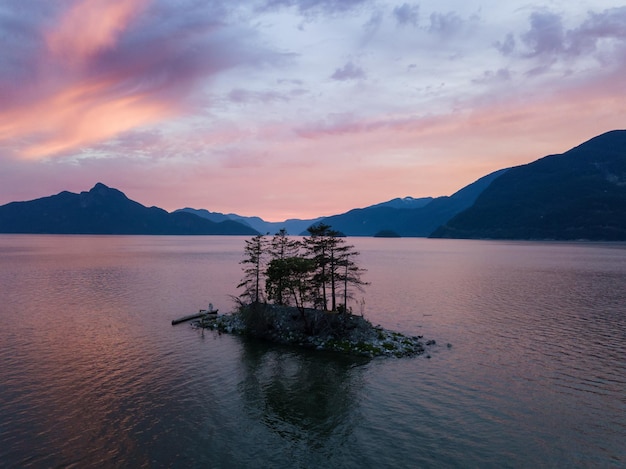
[1,79,174,159]
[46,0,149,63]
[0,0,275,160]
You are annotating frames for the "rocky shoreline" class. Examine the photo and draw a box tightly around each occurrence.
[191,304,433,358]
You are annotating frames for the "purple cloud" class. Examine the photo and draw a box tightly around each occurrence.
[228,88,289,104]
[472,68,512,85]
[362,9,384,41]
[428,11,463,35]
[521,11,565,57]
[567,7,626,56]
[258,0,368,16]
[507,7,626,63]
[393,3,419,27]
[495,33,516,56]
[331,61,366,81]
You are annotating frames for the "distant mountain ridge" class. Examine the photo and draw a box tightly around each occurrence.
[0,183,258,235]
[175,208,324,235]
[176,192,473,237]
[317,169,508,236]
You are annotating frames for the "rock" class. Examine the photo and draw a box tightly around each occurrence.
[195,304,431,358]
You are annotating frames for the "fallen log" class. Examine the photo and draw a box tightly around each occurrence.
[171,309,218,325]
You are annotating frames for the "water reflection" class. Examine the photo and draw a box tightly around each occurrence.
[238,340,368,446]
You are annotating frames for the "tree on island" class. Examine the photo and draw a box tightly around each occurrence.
[266,255,316,330]
[238,224,368,315]
[266,229,301,306]
[237,234,267,304]
[223,227,426,358]
[303,223,367,312]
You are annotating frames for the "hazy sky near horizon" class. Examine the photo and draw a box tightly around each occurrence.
[1,0,625,221]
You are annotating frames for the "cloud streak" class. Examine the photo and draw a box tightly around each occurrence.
[45,0,148,62]
[0,0,276,159]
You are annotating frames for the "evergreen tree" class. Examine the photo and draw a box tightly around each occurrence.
[266,256,315,329]
[336,248,368,313]
[237,234,267,304]
[304,223,366,311]
[266,229,301,305]
[268,228,300,260]
[304,223,338,310]
[239,225,367,314]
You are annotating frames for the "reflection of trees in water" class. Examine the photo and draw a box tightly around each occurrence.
[238,339,369,445]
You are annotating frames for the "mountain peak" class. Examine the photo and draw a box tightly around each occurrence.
[91,182,110,191]
[89,182,120,195]
[82,183,128,204]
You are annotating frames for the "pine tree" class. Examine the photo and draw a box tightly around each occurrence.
[266,229,301,305]
[336,248,368,313]
[304,223,337,310]
[237,234,267,304]
[238,226,367,314]
[304,223,366,311]
[266,256,315,329]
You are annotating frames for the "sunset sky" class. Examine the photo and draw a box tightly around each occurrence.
[1,0,625,221]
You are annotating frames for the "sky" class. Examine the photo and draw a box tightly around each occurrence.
[1,0,625,221]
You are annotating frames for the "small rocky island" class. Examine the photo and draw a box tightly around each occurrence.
[193,303,429,358]
[186,226,434,358]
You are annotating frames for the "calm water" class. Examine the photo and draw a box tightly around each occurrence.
[1,235,624,468]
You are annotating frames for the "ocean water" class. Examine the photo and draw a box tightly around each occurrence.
[0,235,624,468]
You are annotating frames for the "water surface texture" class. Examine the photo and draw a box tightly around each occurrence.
[1,236,624,468]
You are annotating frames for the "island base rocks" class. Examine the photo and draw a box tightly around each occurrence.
[192,303,431,358]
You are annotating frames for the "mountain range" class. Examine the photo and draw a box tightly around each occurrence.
[174,208,324,235]
[0,183,257,235]
[1,130,625,239]
[317,169,507,237]
[431,130,626,240]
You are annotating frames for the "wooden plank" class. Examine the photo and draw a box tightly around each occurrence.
[171,309,218,325]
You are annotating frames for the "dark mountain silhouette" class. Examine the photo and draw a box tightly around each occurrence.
[317,169,508,236]
[177,171,505,237]
[431,130,626,240]
[176,207,323,235]
[0,183,258,235]
[177,198,434,236]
